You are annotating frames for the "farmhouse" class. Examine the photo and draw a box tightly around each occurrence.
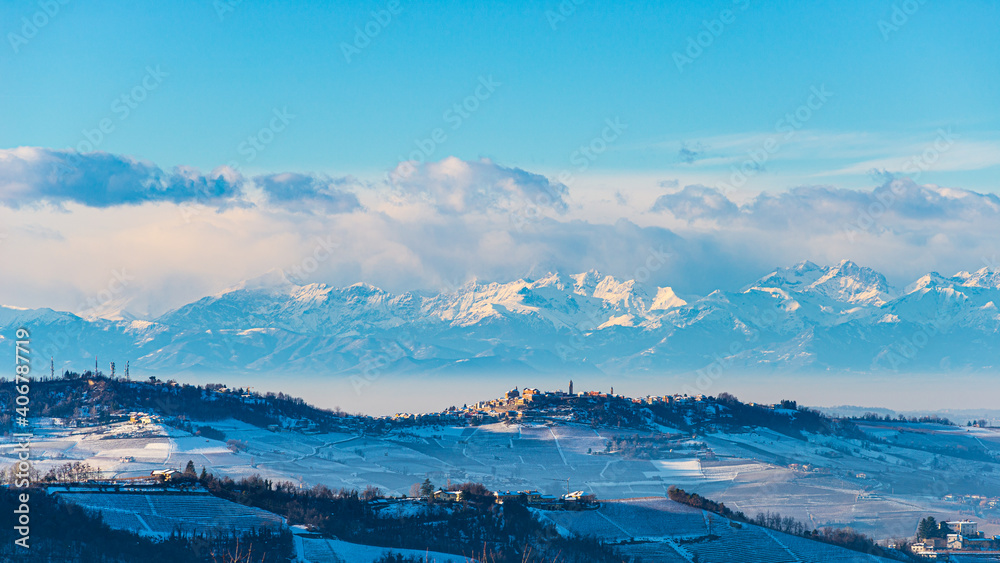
[946,520,978,537]
[912,519,1000,558]
[433,489,464,502]
[150,469,180,481]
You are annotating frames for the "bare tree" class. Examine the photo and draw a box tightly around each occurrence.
[211,537,266,563]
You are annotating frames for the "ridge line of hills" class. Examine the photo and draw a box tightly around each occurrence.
[4,259,1000,374]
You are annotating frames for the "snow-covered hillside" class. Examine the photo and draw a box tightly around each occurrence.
[6,260,1000,375]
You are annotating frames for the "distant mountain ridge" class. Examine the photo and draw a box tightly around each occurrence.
[5,260,1000,376]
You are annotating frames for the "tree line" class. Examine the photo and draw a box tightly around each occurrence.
[196,468,630,563]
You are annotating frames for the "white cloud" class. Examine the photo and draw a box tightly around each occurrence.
[651,184,739,220]
[4,149,1000,317]
[386,156,569,215]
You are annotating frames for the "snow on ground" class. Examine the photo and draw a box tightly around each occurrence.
[545,497,897,562]
[298,536,467,563]
[544,497,707,540]
[54,488,285,537]
[373,500,454,519]
[646,459,705,480]
[6,417,1000,541]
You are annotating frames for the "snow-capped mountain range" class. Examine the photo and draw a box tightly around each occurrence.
[5,260,1000,376]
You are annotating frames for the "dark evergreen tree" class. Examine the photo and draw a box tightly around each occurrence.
[419,478,434,498]
[917,516,939,539]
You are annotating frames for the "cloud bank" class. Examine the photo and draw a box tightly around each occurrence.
[3,147,1000,317]
[0,148,367,214]
[651,178,1000,233]
[0,147,243,209]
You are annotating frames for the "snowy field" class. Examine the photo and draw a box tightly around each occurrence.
[51,488,284,536]
[5,418,1000,541]
[542,497,896,562]
[295,531,468,563]
[540,497,707,540]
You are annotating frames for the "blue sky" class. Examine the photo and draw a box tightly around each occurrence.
[2,0,998,189]
[2,0,1000,314]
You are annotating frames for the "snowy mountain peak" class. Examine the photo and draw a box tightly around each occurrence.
[344,282,386,295]
[904,272,951,294]
[220,268,297,295]
[569,270,603,294]
[0,305,75,327]
[592,276,649,313]
[956,267,1000,289]
[593,274,635,296]
[900,267,1000,296]
[752,261,831,292]
[80,297,139,322]
[813,260,894,305]
[13,259,1000,376]
[288,282,335,304]
[750,260,893,305]
[650,287,686,311]
[791,260,822,273]
[533,272,577,292]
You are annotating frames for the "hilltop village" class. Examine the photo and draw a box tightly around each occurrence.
[381,380,846,446]
[392,380,727,426]
[23,372,826,439]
